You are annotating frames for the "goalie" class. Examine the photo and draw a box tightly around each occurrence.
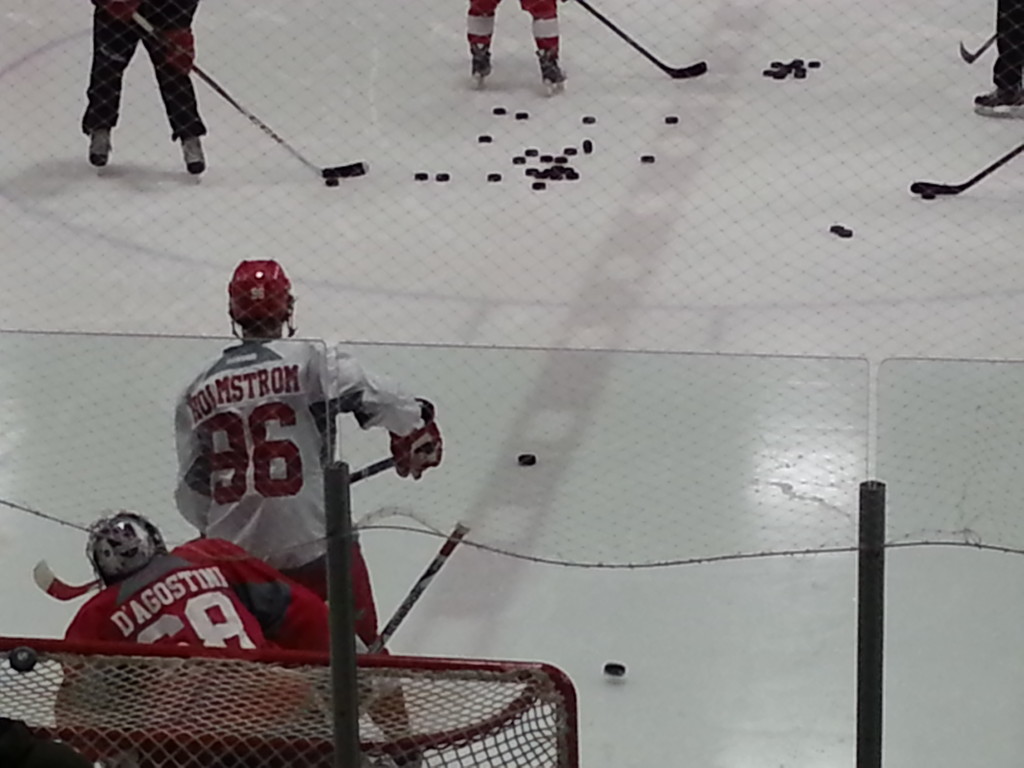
[65,511,330,652]
[58,511,420,768]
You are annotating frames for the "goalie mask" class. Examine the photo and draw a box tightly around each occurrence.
[86,511,167,585]
[228,259,296,337]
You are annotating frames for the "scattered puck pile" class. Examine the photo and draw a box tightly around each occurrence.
[829,224,853,239]
[413,110,677,189]
[763,58,820,80]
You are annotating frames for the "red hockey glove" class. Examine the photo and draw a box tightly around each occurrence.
[390,401,443,480]
[162,28,195,74]
[101,0,140,22]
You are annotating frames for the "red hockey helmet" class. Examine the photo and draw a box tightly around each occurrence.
[228,260,294,326]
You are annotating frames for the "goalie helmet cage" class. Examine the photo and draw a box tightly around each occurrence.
[0,637,579,768]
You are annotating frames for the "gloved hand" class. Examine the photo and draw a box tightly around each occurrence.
[390,400,442,480]
[101,0,140,22]
[162,28,195,73]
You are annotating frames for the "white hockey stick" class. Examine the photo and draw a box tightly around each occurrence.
[31,457,398,601]
[368,523,470,653]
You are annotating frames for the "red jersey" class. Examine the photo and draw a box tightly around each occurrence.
[65,538,328,653]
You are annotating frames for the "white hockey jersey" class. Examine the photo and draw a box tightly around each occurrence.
[174,339,424,570]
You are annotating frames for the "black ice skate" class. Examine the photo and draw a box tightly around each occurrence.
[537,49,565,96]
[88,128,111,167]
[974,87,1024,117]
[181,136,206,175]
[471,43,491,89]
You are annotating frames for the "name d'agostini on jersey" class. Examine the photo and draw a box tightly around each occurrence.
[185,363,302,424]
[108,565,231,639]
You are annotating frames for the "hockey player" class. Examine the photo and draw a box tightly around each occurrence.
[467,0,565,93]
[65,511,331,652]
[83,0,207,173]
[62,512,422,768]
[976,0,1024,115]
[0,718,93,768]
[174,259,443,650]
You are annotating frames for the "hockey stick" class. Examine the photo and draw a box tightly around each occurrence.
[568,0,707,79]
[130,11,366,181]
[910,138,1024,197]
[368,522,470,653]
[960,32,997,64]
[31,456,398,601]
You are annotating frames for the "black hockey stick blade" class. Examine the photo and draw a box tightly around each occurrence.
[910,181,962,196]
[664,60,708,79]
[323,162,369,180]
[959,33,997,64]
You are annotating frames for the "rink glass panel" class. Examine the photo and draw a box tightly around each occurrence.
[0,330,867,569]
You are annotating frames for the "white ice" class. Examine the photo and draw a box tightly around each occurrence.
[3,0,1024,765]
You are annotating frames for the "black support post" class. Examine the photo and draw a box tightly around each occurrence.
[857,479,886,768]
[325,461,361,768]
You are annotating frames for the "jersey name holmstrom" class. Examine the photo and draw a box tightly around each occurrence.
[187,365,302,424]
[110,566,230,638]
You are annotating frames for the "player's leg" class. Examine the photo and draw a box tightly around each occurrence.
[467,0,501,85]
[81,10,141,166]
[280,540,380,648]
[521,0,564,91]
[141,33,208,173]
[978,0,1024,114]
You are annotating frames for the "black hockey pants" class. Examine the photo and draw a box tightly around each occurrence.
[82,8,206,141]
[995,0,1024,90]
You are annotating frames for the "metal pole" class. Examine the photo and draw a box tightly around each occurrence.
[856,479,886,768]
[325,461,361,768]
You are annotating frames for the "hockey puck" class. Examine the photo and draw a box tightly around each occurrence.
[478,135,493,143]
[640,155,655,164]
[665,115,680,124]
[9,646,38,673]
[513,156,527,165]
[435,173,451,182]
[565,169,580,181]
[771,71,788,80]
[794,69,807,79]
[829,224,853,238]
[549,166,566,180]
[582,139,593,154]
[555,155,568,164]
[770,60,785,68]
[763,69,779,77]
[603,662,626,677]
[582,115,597,124]
[790,58,804,67]
[515,111,530,120]
[525,148,540,157]
[531,181,546,191]
[493,106,508,115]
[525,168,539,177]
[324,177,340,187]
[920,192,936,200]
[517,453,537,466]
[808,60,821,68]
[487,173,502,182]
[564,147,578,156]
[540,154,554,163]
[414,172,429,181]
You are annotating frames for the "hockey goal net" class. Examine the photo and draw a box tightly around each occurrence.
[0,637,578,768]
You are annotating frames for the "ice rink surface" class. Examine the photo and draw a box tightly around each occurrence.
[4,0,1024,765]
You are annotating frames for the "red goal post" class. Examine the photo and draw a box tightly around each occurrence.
[0,637,579,768]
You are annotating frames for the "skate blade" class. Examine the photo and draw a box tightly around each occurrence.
[974,104,1024,118]
[472,74,488,90]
